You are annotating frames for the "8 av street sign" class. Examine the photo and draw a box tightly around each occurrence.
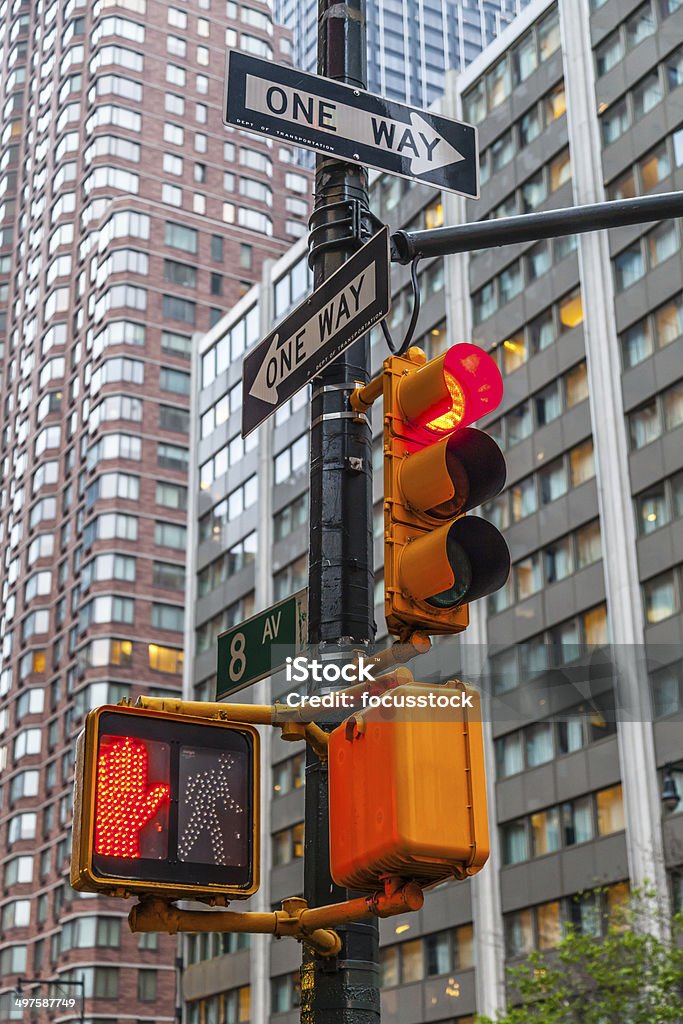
[224,51,479,197]
[241,227,390,437]
[216,591,308,699]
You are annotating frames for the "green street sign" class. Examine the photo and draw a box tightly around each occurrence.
[216,590,308,699]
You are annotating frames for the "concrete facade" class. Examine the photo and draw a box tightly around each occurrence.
[185,0,683,1021]
[0,0,311,1021]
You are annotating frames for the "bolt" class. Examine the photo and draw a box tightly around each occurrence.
[353,153,359,160]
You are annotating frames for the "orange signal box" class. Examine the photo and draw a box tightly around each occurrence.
[328,683,489,892]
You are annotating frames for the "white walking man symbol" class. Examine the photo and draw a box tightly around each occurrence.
[177,752,244,863]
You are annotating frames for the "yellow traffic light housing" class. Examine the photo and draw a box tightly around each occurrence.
[383,344,510,637]
[71,705,260,900]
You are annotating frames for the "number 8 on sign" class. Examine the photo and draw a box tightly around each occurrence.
[229,631,246,682]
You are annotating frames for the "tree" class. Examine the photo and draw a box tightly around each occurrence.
[477,889,683,1024]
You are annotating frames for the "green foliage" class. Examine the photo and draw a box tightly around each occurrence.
[477,889,683,1024]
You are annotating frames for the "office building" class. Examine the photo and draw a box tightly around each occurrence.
[0,0,310,1020]
[275,0,531,108]
[186,0,683,1020]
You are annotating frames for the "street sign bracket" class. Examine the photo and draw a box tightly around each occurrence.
[306,198,384,267]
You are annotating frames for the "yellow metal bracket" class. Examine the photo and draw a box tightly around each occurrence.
[129,878,424,959]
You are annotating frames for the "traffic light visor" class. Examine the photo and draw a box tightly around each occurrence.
[399,515,510,608]
[399,428,507,520]
[398,344,503,439]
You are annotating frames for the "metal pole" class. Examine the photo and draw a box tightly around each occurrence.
[302,0,379,1016]
[391,189,683,262]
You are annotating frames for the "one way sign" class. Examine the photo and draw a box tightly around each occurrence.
[241,228,390,437]
[225,51,479,197]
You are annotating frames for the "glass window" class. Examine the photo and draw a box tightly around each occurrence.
[596,785,625,835]
[636,485,668,535]
[512,32,537,85]
[511,477,537,520]
[538,7,560,61]
[502,334,527,374]
[499,262,522,304]
[570,439,595,486]
[629,400,661,449]
[502,820,528,864]
[537,901,561,950]
[535,380,562,426]
[425,931,450,976]
[655,296,683,348]
[576,520,602,567]
[530,309,555,353]
[641,144,671,191]
[673,470,683,518]
[559,288,583,330]
[491,130,513,173]
[516,555,542,600]
[608,167,637,201]
[526,722,554,768]
[531,807,561,856]
[626,3,655,49]
[522,174,547,215]
[550,149,571,191]
[507,403,532,446]
[400,939,424,983]
[540,458,568,504]
[643,571,678,623]
[496,732,524,778]
[649,222,678,267]
[519,105,542,146]
[596,31,624,76]
[666,44,683,89]
[487,59,511,111]
[558,716,585,755]
[545,535,574,583]
[505,909,533,958]
[622,318,654,369]
[565,362,589,407]
[615,245,645,290]
[602,97,629,145]
[380,946,399,987]
[664,382,683,431]
[633,71,663,120]
[562,795,594,845]
[526,239,551,279]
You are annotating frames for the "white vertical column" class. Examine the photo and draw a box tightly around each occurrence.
[249,261,276,1023]
[559,0,668,915]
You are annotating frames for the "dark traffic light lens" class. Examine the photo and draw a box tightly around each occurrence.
[426,539,472,608]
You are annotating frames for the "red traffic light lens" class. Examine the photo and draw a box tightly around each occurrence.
[95,735,170,860]
[422,344,503,435]
[397,344,504,441]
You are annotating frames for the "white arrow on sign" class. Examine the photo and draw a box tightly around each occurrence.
[250,263,376,405]
[244,76,464,177]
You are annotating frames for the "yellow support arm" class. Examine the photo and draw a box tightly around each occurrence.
[129,880,424,959]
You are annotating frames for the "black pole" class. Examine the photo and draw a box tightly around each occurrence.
[391,189,683,262]
[301,0,379,1017]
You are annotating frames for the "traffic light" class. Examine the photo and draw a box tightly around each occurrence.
[383,343,510,637]
[328,681,489,890]
[71,705,260,900]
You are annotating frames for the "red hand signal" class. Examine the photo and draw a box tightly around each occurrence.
[94,736,170,859]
